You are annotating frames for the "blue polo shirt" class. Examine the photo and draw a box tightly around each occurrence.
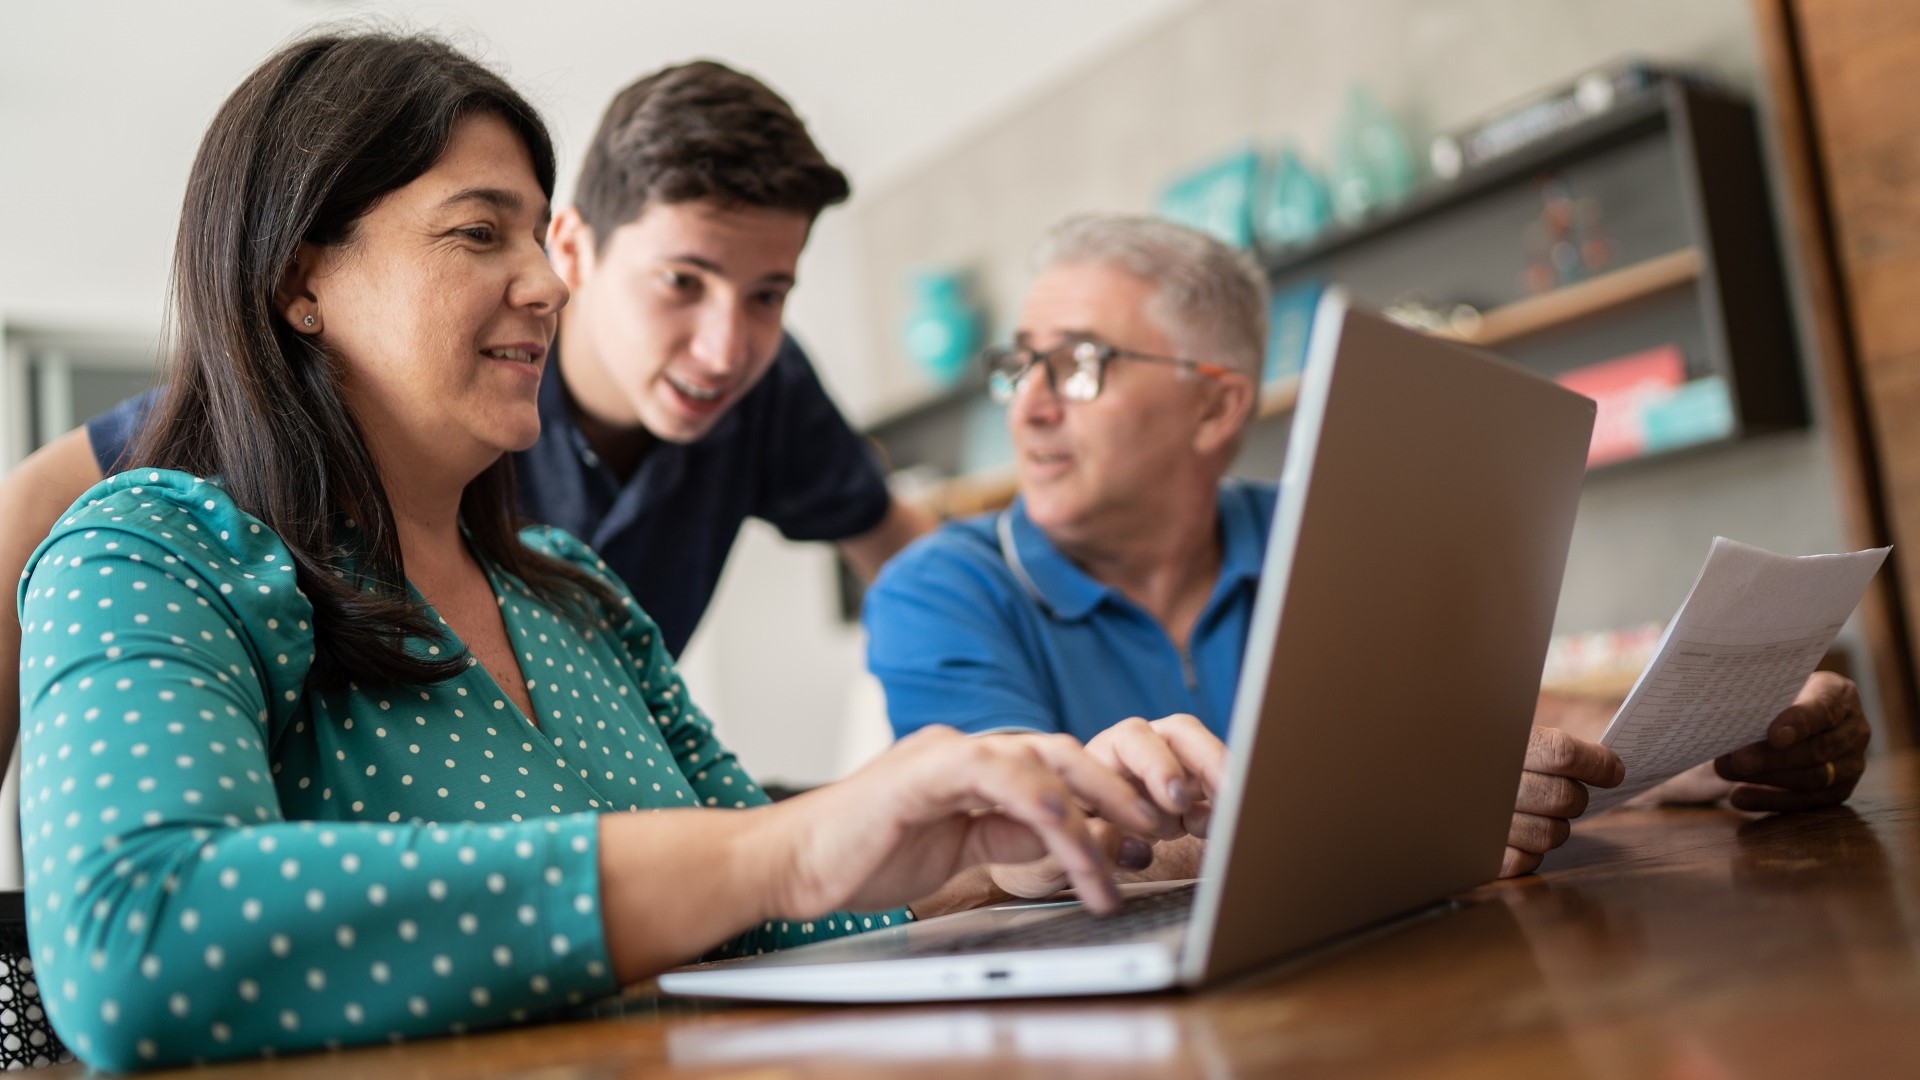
[864,481,1276,743]
[84,333,890,658]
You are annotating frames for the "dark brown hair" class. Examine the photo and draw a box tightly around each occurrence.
[572,60,851,243]
[131,30,616,692]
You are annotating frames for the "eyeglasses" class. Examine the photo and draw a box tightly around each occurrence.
[983,340,1239,405]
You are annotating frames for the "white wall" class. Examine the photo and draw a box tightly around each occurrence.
[0,0,1191,360]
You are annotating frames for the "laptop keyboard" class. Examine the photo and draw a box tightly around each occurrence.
[914,883,1198,956]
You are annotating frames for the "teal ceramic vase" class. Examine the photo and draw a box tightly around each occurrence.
[1329,85,1417,225]
[1256,145,1332,249]
[902,271,979,389]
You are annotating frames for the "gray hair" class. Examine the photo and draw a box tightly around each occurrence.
[1033,213,1269,379]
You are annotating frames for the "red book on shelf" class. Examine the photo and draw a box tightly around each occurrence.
[1555,345,1685,466]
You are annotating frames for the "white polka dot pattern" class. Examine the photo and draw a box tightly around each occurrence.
[15,471,899,1070]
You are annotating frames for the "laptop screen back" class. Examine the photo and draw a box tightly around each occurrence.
[1180,293,1596,985]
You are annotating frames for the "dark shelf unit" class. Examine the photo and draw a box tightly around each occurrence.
[1259,77,1808,469]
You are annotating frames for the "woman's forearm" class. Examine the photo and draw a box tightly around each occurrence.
[595,807,782,982]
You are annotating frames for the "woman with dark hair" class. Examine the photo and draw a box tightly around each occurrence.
[13,32,1211,1070]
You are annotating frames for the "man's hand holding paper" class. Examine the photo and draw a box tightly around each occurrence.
[1713,670,1871,812]
[1584,538,1888,815]
[1509,540,1885,875]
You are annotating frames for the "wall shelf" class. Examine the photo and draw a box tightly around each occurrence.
[1256,375,1301,420]
[1434,247,1703,348]
[908,468,1017,519]
[1261,77,1808,474]
[1257,91,1674,278]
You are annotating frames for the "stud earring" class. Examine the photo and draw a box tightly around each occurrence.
[303,315,316,328]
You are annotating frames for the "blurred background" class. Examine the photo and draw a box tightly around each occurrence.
[2,0,1908,802]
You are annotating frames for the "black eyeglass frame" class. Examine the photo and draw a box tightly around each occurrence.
[981,339,1240,404]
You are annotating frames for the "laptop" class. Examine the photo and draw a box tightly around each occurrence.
[658,289,1597,1002]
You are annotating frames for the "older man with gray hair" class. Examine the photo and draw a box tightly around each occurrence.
[867,213,1267,746]
[864,212,1873,879]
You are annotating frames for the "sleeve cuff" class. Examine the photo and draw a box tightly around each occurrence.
[517,815,619,1012]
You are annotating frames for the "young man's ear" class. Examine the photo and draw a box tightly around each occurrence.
[1193,371,1257,456]
[274,242,326,335]
[547,208,598,291]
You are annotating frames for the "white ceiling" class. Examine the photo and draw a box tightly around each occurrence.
[0,0,1194,328]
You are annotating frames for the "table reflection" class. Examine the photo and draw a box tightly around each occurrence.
[1492,797,1916,1079]
[667,1005,1196,1071]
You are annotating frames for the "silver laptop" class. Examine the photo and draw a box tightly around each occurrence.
[658,289,1597,1003]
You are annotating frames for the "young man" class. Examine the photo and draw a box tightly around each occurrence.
[0,61,929,767]
[864,214,1874,877]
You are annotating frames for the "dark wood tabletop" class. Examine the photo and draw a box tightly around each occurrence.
[50,749,1920,1078]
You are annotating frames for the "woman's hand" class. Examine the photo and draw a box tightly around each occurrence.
[1084,714,1224,836]
[750,726,1168,921]
[982,715,1227,900]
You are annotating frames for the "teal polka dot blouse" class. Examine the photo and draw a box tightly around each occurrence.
[15,470,905,1070]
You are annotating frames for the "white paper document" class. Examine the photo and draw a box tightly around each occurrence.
[1588,538,1889,814]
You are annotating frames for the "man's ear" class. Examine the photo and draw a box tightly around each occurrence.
[1194,372,1257,456]
[274,242,326,335]
[547,208,598,290]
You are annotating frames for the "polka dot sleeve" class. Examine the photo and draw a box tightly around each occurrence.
[522,527,913,956]
[16,475,614,1070]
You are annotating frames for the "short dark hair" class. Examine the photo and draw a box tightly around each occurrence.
[131,30,615,692]
[572,60,851,243]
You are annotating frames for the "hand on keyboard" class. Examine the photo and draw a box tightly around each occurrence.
[762,725,1171,922]
[982,715,1224,901]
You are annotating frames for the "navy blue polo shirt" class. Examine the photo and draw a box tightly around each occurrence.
[84,333,891,657]
[863,481,1276,743]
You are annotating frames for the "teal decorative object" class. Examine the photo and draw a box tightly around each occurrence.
[902,270,980,388]
[1256,145,1332,250]
[1157,148,1261,249]
[1642,377,1735,454]
[1265,279,1324,385]
[1329,85,1418,225]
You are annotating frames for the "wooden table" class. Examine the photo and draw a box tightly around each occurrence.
[49,751,1920,1078]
